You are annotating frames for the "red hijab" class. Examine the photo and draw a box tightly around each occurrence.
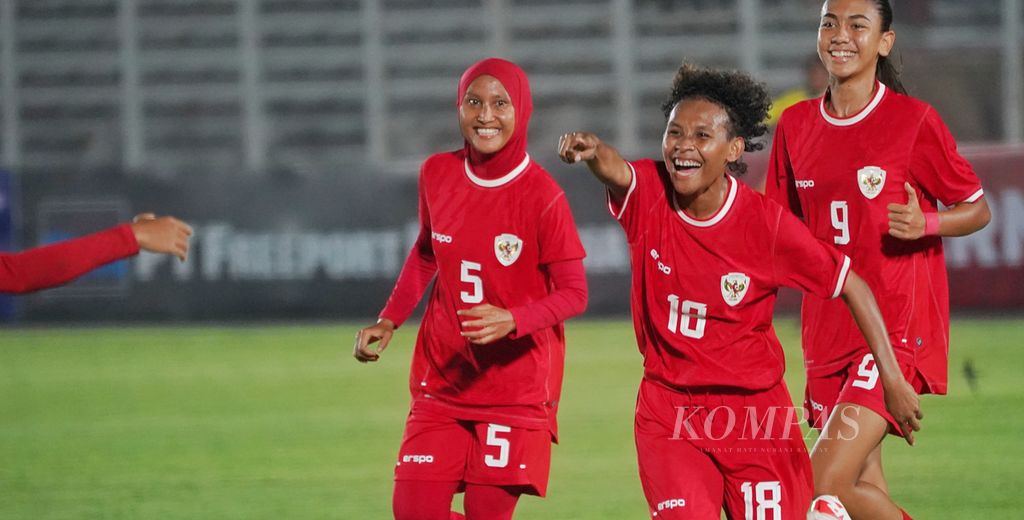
[457,58,533,180]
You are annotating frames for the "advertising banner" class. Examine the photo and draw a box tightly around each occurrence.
[17,145,1024,321]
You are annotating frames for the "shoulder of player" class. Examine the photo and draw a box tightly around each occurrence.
[519,160,575,208]
[622,158,670,194]
[777,97,821,126]
[734,181,785,228]
[882,89,934,121]
[625,158,662,181]
[419,150,462,176]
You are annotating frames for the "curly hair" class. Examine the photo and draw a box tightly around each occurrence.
[660,62,771,175]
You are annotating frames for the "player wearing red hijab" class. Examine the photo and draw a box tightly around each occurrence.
[354,58,587,520]
[559,62,918,520]
[765,1,991,518]
[0,214,191,294]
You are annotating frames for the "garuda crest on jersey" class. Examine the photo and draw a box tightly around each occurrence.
[721,272,750,307]
[857,166,886,200]
[494,233,523,266]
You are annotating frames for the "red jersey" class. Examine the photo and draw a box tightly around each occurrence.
[766,82,985,394]
[613,159,850,391]
[388,151,585,434]
[0,224,139,294]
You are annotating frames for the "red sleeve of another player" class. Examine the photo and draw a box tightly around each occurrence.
[772,207,850,299]
[379,170,438,328]
[508,258,587,338]
[0,224,138,294]
[764,116,804,218]
[508,188,587,337]
[910,108,985,205]
[537,191,586,265]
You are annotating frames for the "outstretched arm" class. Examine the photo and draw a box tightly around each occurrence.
[0,213,192,294]
[557,132,632,201]
[130,213,193,261]
[840,270,923,445]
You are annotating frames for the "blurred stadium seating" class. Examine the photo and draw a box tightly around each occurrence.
[1,0,1018,177]
[0,0,1020,321]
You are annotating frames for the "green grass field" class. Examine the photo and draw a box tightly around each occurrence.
[1,318,1021,519]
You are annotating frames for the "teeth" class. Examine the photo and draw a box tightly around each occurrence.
[831,50,854,58]
[477,128,499,137]
[674,159,701,169]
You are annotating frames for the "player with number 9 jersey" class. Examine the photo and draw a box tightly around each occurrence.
[767,81,985,399]
[764,2,989,518]
[354,58,586,520]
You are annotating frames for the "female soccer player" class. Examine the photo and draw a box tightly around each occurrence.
[558,62,918,520]
[0,213,191,293]
[352,58,587,520]
[765,1,991,518]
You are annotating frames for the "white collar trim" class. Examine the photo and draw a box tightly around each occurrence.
[464,154,531,188]
[673,174,737,228]
[820,82,886,127]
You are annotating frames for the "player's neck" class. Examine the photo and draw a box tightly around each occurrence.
[676,175,729,220]
[825,74,878,118]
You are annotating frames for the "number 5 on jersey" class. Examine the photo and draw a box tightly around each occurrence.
[461,260,483,304]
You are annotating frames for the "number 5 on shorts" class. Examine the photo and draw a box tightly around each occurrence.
[484,423,511,468]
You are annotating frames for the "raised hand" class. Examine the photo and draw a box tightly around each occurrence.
[887,182,927,240]
[130,213,193,261]
[557,131,601,164]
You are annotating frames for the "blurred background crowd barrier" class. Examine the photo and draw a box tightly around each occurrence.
[0,0,1021,321]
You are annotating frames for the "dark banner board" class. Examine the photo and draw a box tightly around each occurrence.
[0,170,16,319]
[15,145,1024,321]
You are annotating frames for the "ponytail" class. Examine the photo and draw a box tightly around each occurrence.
[873,0,908,94]
[876,55,907,95]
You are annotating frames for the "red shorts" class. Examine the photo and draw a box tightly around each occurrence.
[634,378,813,520]
[394,407,553,496]
[804,353,925,436]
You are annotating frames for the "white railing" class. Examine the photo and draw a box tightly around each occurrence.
[0,0,1019,176]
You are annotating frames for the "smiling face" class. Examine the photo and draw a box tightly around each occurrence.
[662,97,744,209]
[818,0,895,84]
[459,74,515,155]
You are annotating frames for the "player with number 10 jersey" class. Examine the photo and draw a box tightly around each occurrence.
[559,62,918,520]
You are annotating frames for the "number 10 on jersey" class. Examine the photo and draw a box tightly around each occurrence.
[666,294,707,339]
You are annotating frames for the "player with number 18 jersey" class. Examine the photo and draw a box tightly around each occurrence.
[559,61,918,519]
[616,160,851,392]
[613,159,848,519]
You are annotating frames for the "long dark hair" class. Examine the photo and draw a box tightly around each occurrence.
[872,0,907,94]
